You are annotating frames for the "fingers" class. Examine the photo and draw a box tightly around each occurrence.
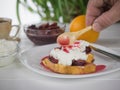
[86,0,104,26]
[86,0,120,32]
[93,0,120,32]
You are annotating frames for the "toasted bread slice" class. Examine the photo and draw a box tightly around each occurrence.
[42,58,96,74]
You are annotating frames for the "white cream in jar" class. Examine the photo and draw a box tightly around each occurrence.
[0,39,18,66]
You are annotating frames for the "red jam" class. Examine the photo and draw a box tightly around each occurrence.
[96,65,106,72]
[25,22,64,45]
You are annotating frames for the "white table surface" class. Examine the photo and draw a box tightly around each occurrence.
[0,23,120,90]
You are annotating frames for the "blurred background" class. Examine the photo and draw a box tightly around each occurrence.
[0,0,40,24]
[0,0,88,24]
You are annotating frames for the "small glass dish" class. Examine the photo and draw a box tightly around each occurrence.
[0,39,19,67]
[24,22,65,45]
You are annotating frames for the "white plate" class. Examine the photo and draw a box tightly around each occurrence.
[19,44,120,78]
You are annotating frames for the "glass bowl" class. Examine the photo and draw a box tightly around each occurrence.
[0,39,19,67]
[24,22,65,45]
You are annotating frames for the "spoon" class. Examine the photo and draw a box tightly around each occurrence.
[57,26,92,45]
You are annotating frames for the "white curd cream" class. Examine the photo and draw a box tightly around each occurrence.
[50,40,90,66]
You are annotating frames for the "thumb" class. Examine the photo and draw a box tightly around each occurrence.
[93,3,120,32]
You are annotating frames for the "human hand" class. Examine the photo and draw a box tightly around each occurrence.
[86,0,120,32]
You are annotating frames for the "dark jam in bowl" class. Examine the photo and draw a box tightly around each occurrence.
[24,22,65,45]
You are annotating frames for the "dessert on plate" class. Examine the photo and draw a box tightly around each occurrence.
[41,40,96,74]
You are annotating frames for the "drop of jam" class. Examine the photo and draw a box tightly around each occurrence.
[57,35,70,45]
[96,65,106,72]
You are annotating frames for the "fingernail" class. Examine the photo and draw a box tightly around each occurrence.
[93,23,102,32]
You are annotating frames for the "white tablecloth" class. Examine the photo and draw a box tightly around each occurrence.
[0,23,120,90]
